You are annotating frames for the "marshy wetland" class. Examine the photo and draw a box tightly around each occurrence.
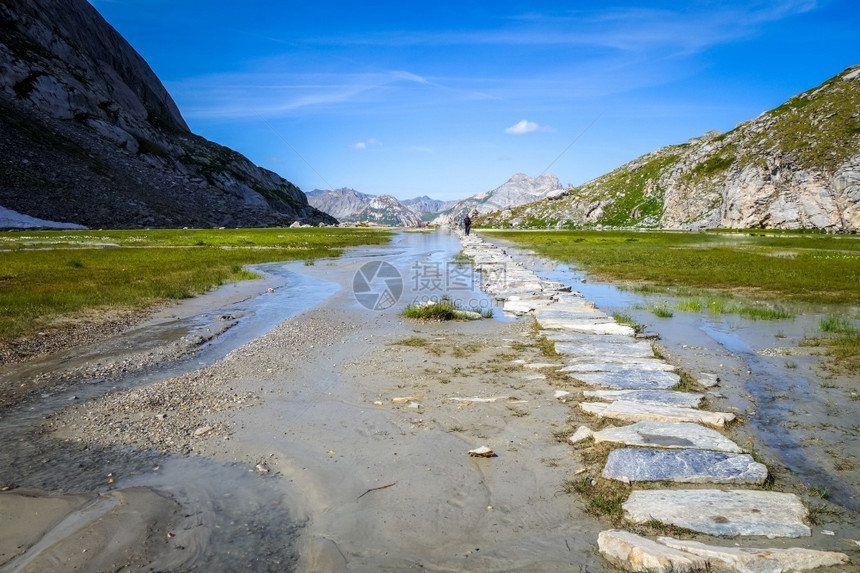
[0,227,857,571]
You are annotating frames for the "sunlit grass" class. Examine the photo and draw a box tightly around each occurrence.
[0,228,392,343]
[485,229,858,368]
[402,296,490,321]
[483,229,860,306]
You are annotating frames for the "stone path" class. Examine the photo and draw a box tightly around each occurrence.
[458,233,852,573]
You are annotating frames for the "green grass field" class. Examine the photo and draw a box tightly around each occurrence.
[0,228,391,343]
[482,229,860,305]
[482,229,860,370]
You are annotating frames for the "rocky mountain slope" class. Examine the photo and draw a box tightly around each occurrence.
[306,188,374,220]
[433,173,563,224]
[0,0,334,228]
[308,188,453,225]
[479,67,860,232]
[402,195,457,219]
[341,194,421,227]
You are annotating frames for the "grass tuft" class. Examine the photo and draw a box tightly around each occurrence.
[402,296,490,321]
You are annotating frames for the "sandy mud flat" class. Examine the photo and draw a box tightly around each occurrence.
[0,230,857,572]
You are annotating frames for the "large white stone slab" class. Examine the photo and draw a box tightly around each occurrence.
[570,370,681,390]
[579,401,736,428]
[563,362,677,373]
[598,530,708,573]
[583,390,703,408]
[555,341,655,359]
[538,319,636,336]
[503,296,553,315]
[540,331,635,344]
[591,421,742,452]
[602,448,768,484]
[564,355,671,367]
[657,538,850,573]
[623,490,811,538]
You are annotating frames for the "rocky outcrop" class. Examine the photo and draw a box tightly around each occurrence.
[306,188,374,220]
[0,0,335,228]
[433,173,563,224]
[480,67,860,232]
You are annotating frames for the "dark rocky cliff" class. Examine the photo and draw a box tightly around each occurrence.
[0,0,336,228]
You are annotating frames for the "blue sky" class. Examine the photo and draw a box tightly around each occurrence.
[91,0,857,200]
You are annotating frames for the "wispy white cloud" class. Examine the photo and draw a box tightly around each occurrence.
[505,120,552,135]
[350,138,382,150]
[296,1,818,56]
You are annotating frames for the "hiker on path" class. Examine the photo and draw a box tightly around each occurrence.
[463,214,472,236]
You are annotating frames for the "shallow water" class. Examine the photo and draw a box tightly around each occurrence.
[0,229,496,571]
[502,243,860,518]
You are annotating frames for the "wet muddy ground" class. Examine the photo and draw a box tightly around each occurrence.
[0,229,857,571]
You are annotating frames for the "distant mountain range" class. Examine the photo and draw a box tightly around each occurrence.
[431,173,563,224]
[307,176,562,227]
[0,0,334,228]
[307,188,456,226]
[479,67,860,232]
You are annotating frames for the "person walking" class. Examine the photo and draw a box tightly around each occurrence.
[463,214,472,236]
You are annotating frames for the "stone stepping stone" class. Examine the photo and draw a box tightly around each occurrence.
[580,401,735,428]
[602,448,768,484]
[583,389,703,408]
[657,538,850,573]
[591,421,742,452]
[598,530,708,573]
[555,341,655,359]
[570,370,681,390]
[562,361,677,373]
[549,321,637,336]
[565,355,672,367]
[502,296,553,315]
[623,490,811,538]
[540,331,634,344]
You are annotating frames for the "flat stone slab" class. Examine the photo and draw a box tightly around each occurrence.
[602,448,768,484]
[503,296,553,314]
[569,370,681,390]
[539,319,636,336]
[598,530,708,573]
[555,341,655,359]
[583,390,703,408]
[540,331,635,344]
[623,490,811,538]
[562,361,677,373]
[565,355,674,367]
[657,538,850,573]
[592,421,742,452]
[580,401,736,428]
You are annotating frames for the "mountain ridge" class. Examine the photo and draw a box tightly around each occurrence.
[479,67,860,232]
[0,0,335,228]
[432,173,563,224]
